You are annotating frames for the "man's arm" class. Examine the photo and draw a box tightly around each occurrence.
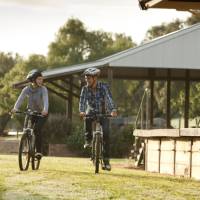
[103,84,117,116]
[79,86,87,116]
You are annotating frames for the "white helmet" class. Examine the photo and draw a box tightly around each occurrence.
[83,68,100,76]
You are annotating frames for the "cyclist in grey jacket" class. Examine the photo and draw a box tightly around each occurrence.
[12,69,49,159]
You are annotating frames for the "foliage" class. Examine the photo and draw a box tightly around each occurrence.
[47,18,135,67]
[189,82,200,119]
[48,18,87,66]
[110,124,133,158]
[0,60,27,115]
[0,52,17,77]
[66,121,87,156]
[48,92,67,114]
[185,14,200,26]
[112,80,144,116]
[143,19,184,42]
[65,121,133,158]
[42,114,71,145]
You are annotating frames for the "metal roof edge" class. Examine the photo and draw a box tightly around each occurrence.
[98,23,200,65]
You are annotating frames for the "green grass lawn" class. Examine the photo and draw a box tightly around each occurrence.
[0,155,200,200]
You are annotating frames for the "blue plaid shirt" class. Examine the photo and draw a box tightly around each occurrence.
[79,82,117,114]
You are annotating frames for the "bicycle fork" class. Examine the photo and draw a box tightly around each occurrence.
[92,122,103,165]
[24,128,35,157]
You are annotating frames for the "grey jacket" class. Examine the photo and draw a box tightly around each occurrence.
[14,85,49,113]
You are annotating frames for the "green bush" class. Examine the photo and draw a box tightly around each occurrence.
[42,115,134,158]
[65,121,134,158]
[42,114,71,144]
[110,125,134,158]
[66,122,90,156]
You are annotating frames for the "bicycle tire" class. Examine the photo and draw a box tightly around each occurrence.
[95,134,101,174]
[31,155,40,170]
[18,133,30,171]
[31,144,40,170]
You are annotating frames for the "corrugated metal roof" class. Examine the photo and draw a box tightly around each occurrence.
[43,60,108,79]
[43,22,200,79]
[14,22,200,87]
[103,22,200,69]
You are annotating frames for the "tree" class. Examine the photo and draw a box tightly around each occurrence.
[87,32,135,61]
[0,52,17,77]
[47,18,135,67]
[143,19,183,42]
[185,14,200,26]
[48,18,87,66]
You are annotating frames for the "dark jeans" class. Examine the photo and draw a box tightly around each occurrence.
[24,115,47,154]
[85,117,110,160]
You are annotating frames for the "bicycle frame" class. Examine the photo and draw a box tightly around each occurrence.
[85,114,111,173]
[23,127,35,157]
[91,120,103,168]
[16,110,43,171]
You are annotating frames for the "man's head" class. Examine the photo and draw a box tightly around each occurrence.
[83,68,100,88]
[26,69,43,86]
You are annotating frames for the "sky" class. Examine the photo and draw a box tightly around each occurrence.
[0,0,191,58]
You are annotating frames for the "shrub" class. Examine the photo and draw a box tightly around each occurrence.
[66,122,90,156]
[42,114,71,154]
[65,121,134,158]
[110,125,134,158]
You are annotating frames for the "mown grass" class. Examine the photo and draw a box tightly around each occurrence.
[0,155,200,200]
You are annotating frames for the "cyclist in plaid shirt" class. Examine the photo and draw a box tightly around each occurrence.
[79,67,117,171]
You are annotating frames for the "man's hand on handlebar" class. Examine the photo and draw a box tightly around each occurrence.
[111,111,117,117]
[80,112,86,119]
[41,111,48,116]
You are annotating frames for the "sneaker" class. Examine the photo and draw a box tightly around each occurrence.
[102,160,111,171]
[105,164,111,171]
[84,141,91,149]
[35,153,43,160]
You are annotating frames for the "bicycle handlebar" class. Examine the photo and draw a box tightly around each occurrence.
[84,114,112,120]
[11,110,43,117]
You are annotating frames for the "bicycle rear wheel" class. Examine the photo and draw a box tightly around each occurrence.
[18,133,30,171]
[31,146,40,170]
[94,134,101,174]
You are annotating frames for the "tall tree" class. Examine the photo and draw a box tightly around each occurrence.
[0,52,17,77]
[143,19,183,42]
[47,18,135,67]
[48,18,87,66]
[185,14,200,26]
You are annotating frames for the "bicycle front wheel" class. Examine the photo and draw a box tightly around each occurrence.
[18,133,30,171]
[94,134,101,174]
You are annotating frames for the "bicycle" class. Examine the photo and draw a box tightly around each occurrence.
[14,110,44,171]
[85,114,111,174]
